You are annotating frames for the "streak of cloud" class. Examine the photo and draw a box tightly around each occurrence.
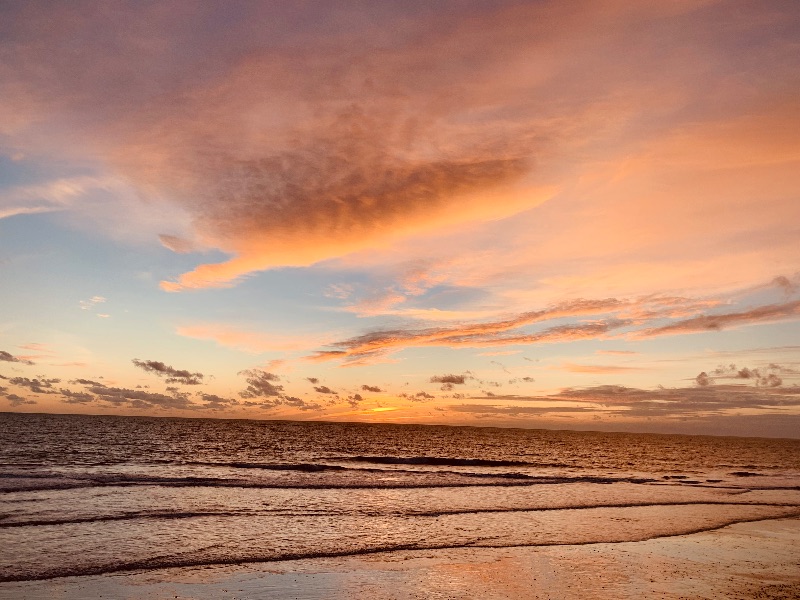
[560,363,643,374]
[309,319,627,365]
[633,300,800,338]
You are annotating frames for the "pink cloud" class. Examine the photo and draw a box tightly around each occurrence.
[633,300,800,339]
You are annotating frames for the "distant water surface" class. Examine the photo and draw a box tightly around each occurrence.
[1,412,799,583]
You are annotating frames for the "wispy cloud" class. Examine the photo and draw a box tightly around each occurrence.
[176,323,320,354]
[0,176,119,221]
[79,296,106,311]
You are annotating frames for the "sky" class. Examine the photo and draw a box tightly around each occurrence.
[1,0,799,438]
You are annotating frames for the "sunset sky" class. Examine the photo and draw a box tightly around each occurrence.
[1,1,799,437]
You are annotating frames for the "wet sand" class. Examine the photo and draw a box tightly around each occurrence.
[3,517,798,600]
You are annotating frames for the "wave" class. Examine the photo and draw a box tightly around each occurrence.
[2,510,798,583]
[0,510,243,528]
[3,500,797,529]
[187,461,347,472]
[341,456,574,468]
[0,470,662,493]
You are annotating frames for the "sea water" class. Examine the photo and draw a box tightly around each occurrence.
[1,412,799,583]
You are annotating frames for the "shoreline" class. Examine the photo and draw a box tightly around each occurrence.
[3,517,798,599]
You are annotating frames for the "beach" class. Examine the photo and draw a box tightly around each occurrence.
[2,517,798,600]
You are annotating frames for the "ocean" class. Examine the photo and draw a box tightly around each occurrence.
[1,412,799,585]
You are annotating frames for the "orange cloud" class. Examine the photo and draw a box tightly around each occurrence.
[309,285,800,365]
[2,0,798,316]
[309,319,627,366]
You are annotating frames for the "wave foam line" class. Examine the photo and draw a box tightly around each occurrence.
[2,510,799,583]
[2,501,798,529]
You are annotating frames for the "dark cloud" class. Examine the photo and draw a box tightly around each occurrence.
[196,392,239,409]
[281,396,322,411]
[9,377,60,394]
[4,393,35,407]
[306,377,320,384]
[59,388,96,404]
[236,372,324,410]
[248,395,322,411]
[314,386,337,394]
[0,350,34,365]
[708,364,786,388]
[239,369,283,398]
[400,391,435,402]
[132,359,204,385]
[347,393,364,408]
[430,374,467,385]
[431,374,469,392]
[695,372,711,387]
[70,378,105,387]
[86,385,195,410]
[361,384,383,393]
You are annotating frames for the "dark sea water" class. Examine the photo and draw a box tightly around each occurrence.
[1,412,799,583]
